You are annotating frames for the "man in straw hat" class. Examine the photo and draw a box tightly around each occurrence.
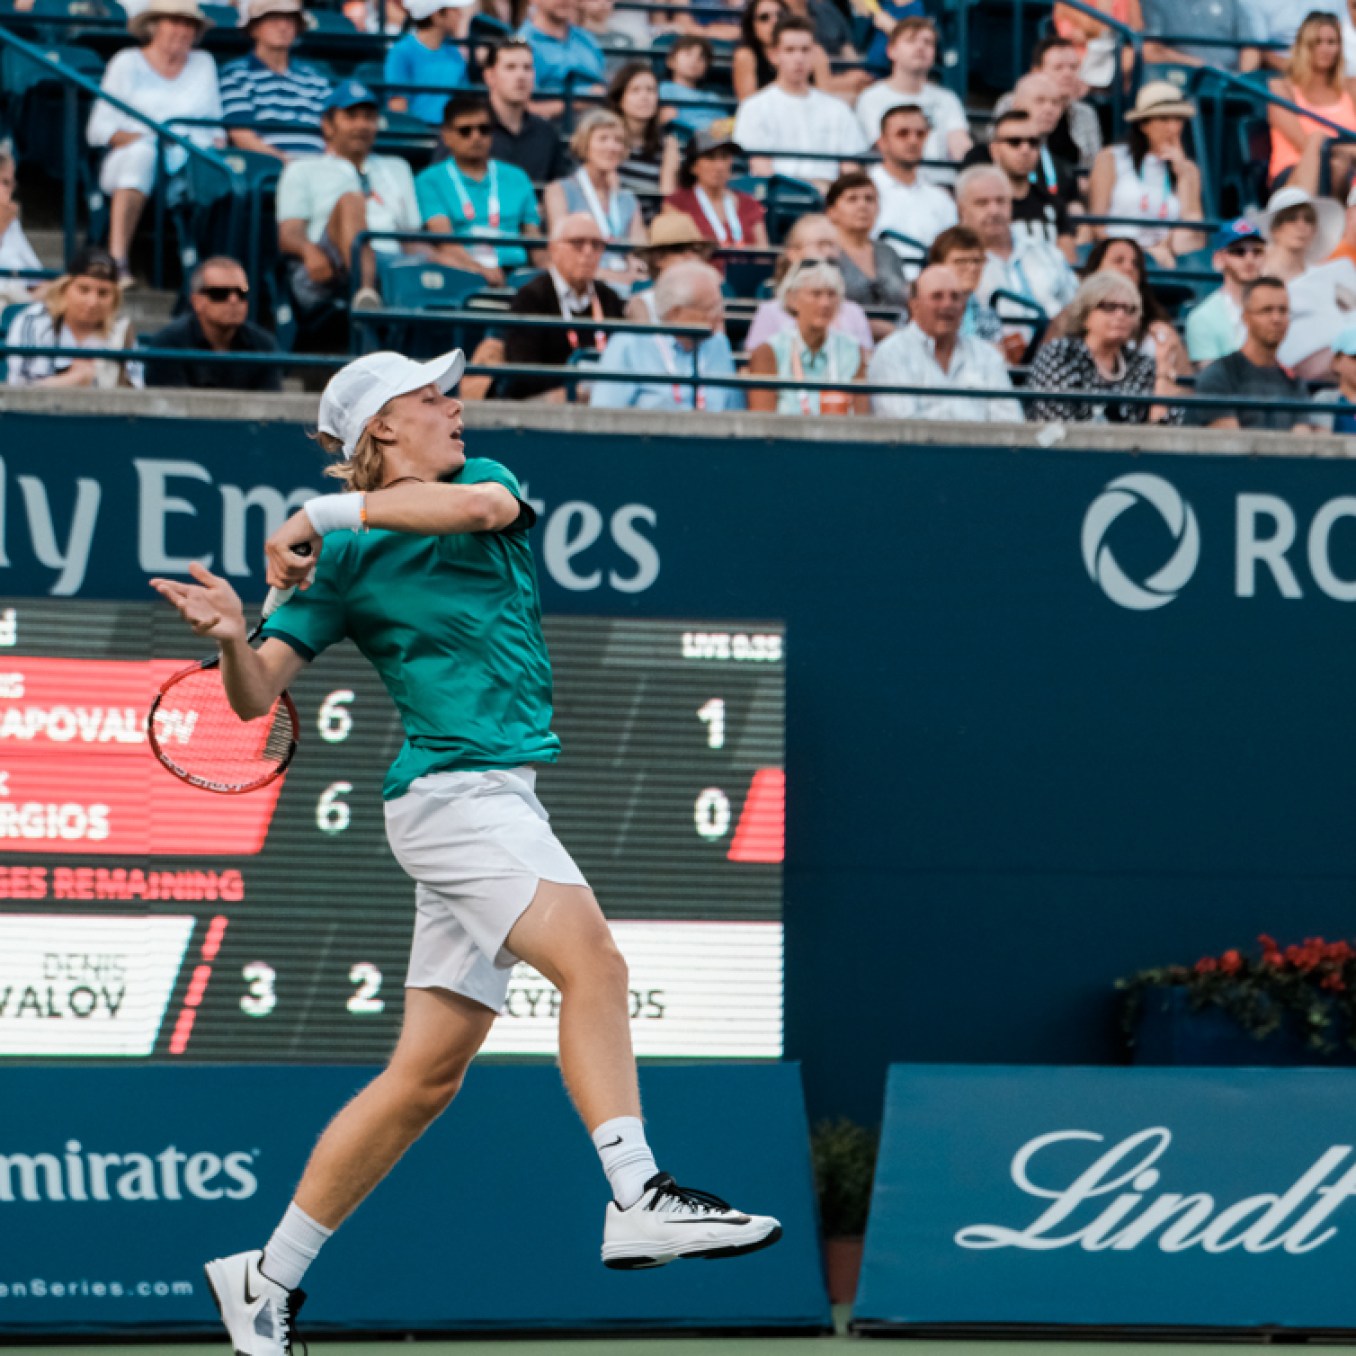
[147,348,781,1355]
[220,0,333,161]
[625,210,715,321]
[86,0,220,282]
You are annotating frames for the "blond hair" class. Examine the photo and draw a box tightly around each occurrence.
[569,108,626,163]
[315,426,387,491]
[1289,12,1344,94]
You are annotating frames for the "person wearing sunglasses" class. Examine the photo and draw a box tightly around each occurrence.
[142,256,282,392]
[986,110,1075,260]
[416,93,542,286]
[1025,271,1183,423]
[1185,219,1267,367]
[870,104,958,250]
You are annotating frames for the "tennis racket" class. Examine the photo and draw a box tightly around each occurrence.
[147,545,311,795]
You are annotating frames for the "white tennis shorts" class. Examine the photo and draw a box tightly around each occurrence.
[383,767,589,1012]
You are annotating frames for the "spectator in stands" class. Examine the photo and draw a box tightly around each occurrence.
[929,224,1012,354]
[1053,0,1142,86]
[483,39,571,184]
[869,104,958,250]
[518,0,606,109]
[1140,0,1261,70]
[1311,321,1356,428]
[1004,73,1081,205]
[985,110,1075,260]
[0,150,43,304]
[745,212,875,349]
[1185,217,1265,366]
[666,126,770,248]
[1267,12,1356,195]
[660,36,723,134]
[854,17,972,165]
[276,80,421,310]
[1259,0,1342,72]
[1026,271,1183,423]
[825,171,909,338]
[416,93,541,285]
[220,0,332,161]
[868,264,1023,421]
[1191,276,1318,429]
[1045,237,1188,377]
[626,212,716,319]
[384,0,473,125]
[1255,184,1356,373]
[544,110,647,292]
[1088,82,1204,268]
[87,0,222,284]
[1030,36,1102,170]
[606,62,681,205]
[732,0,834,100]
[343,0,408,34]
[747,258,870,413]
[958,165,1077,328]
[461,211,627,400]
[733,16,867,189]
[591,260,744,409]
[142,255,281,391]
[1332,179,1356,260]
[6,247,142,388]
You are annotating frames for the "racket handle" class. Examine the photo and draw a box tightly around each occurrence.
[261,541,314,619]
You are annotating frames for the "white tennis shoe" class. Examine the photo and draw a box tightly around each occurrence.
[203,1250,305,1356]
[601,1172,782,1269]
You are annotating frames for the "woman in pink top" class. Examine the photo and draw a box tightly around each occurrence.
[1268,13,1356,194]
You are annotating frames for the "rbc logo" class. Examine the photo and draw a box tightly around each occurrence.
[1081,474,1200,611]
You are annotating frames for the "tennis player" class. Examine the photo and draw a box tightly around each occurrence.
[150,349,780,1356]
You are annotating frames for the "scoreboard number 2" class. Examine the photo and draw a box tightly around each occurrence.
[347,962,386,1014]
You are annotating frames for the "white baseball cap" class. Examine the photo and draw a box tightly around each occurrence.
[404,0,475,17]
[318,349,465,459]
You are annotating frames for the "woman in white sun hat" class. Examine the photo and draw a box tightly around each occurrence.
[149,349,783,1356]
[1253,183,1356,375]
[87,0,221,283]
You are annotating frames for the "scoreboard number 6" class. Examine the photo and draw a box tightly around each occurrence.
[318,690,355,743]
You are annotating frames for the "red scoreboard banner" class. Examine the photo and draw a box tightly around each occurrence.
[0,659,284,855]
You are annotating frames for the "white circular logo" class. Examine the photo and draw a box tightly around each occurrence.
[1082,473,1200,611]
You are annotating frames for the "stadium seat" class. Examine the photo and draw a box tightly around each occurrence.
[361,258,488,356]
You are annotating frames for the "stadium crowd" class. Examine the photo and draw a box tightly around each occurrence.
[2,0,1356,428]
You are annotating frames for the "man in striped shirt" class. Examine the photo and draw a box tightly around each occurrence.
[220,0,333,161]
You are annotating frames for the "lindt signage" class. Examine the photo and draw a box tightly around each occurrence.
[954,1127,1356,1256]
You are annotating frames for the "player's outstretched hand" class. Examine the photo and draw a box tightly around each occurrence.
[265,509,322,592]
[150,562,248,644]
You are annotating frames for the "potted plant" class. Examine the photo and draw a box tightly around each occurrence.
[1119,934,1356,1065]
[810,1117,879,1305]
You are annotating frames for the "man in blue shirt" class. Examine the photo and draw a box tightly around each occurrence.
[385,0,474,125]
[517,0,605,112]
[416,93,542,285]
[220,0,333,160]
[590,260,744,410]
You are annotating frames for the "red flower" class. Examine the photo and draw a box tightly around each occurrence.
[1220,949,1244,975]
[1195,956,1218,974]
[1259,933,1279,955]
[1322,973,1348,993]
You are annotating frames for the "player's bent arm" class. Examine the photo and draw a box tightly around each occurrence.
[218,635,306,721]
[362,482,522,535]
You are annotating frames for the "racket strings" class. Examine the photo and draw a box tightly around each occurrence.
[151,666,298,791]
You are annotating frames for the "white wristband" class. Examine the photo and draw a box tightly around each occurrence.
[303,492,365,536]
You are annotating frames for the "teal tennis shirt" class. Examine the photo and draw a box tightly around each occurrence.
[261,457,560,799]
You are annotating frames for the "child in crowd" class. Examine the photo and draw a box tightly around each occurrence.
[660,35,724,133]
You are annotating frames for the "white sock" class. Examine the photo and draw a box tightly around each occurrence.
[592,1115,659,1210]
[261,1202,333,1291]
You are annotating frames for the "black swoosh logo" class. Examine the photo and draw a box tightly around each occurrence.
[598,1135,624,1149]
[668,1216,751,1226]
[244,1273,260,1305]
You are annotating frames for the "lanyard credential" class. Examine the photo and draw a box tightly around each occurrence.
[788,337,836,415]
[446,160,500,228]
[654,334,705,408]
[564,289,607,352]
[575,167,626,239]
[694,187,743,245]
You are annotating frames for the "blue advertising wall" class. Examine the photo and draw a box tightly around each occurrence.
[855,1064,1356,1334]
[0,1064,827,1334]
[4,413,1356,1127]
